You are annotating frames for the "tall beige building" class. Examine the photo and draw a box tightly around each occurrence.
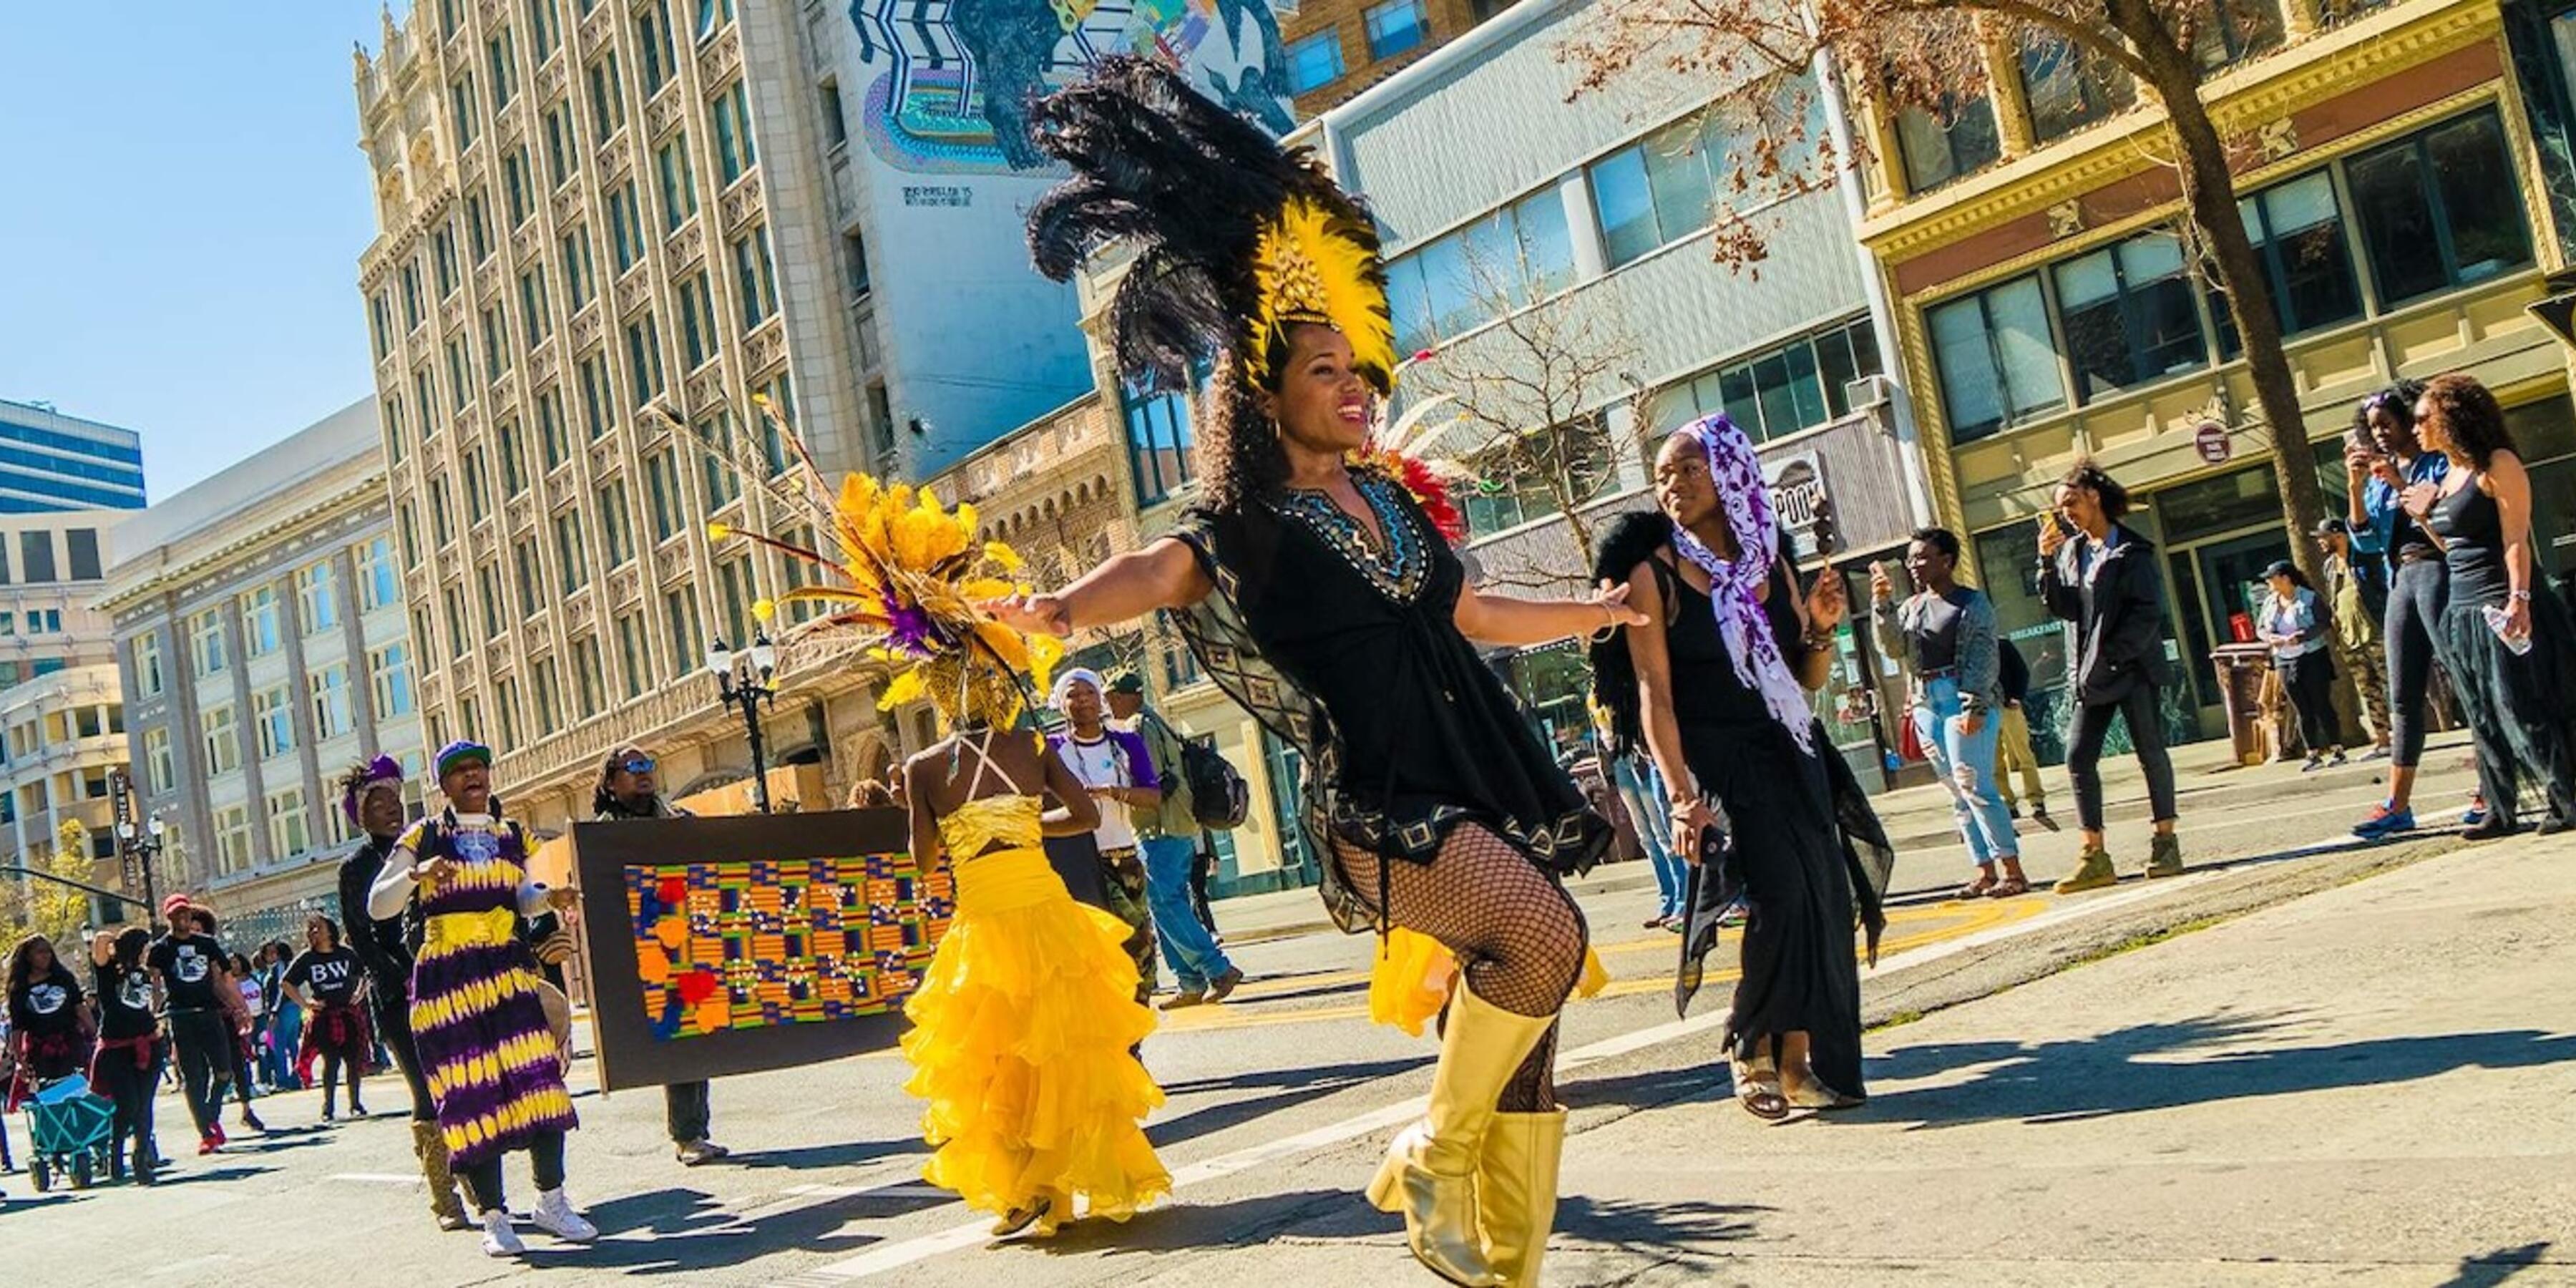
[351,0,903,829]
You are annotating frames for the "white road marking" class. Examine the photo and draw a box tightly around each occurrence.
[329,1173,424,1184]
[803,867,2212,1281]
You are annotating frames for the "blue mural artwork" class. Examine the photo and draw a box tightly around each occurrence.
[848,0,1293,174]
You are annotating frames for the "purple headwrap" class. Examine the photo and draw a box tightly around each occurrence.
[343,754,404,826]
[1667,414,1817,756]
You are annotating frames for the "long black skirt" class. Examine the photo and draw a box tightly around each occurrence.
[1682,718,1880,1099]
[2434,590,2576,824]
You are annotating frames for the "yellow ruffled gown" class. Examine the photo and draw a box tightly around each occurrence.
[901,793,1171,1225]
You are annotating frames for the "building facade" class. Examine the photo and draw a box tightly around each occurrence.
[1855,0,2576,758]
[98,401,429,946]
[1279,0,1516,114]
[0,511,133,916]
[1298,0,1931,786]
[0,398,147,512]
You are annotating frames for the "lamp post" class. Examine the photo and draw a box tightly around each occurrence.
[706,628,779,814]
[109,766,166,926]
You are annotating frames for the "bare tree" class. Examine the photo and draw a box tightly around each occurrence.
[1561,0,2337,584]
[1405,240,1647,590]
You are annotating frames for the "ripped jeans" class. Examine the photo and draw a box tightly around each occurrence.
[1911,675,2019,867]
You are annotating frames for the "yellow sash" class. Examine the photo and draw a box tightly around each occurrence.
[422,906,517,956]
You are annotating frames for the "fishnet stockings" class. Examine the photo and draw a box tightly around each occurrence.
[1335,823,1586,1113]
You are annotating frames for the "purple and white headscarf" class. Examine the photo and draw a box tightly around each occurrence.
[1667,414,1816,756]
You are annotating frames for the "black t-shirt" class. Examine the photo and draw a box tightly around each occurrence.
[93,960,157,1041]
[147,934,230,1011]
[284,946,364,1008]
[8,969,83,1038]
[1999,638,2031,705]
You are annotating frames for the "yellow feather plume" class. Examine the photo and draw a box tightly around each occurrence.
[1246,196,1397,393]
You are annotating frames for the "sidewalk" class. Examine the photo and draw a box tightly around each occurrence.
[1531,830,2576,1286]
[1208,731,2486,945]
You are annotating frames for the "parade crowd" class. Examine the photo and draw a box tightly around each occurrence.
[10,57,2576,1288]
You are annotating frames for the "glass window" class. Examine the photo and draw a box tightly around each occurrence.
[519,267,555,345]
[466,191,494,262]
[201,705,241,776]
[638,0,675,92]
[514,537,546,616]
[145,727,174,794]
[451,74,480,151]
[580,354,613,440]
[819,80,848,150]
[132,631,165,698]
[713,82,758,184]
[617,612,652,695]
[627,312,666,407]
[2212,170,2363,356]
[268,789,312,862]
[663,586,704,665]
[241,586,283,658]
[658,132,699,233]
[608,182,646,273]
[2348,109,2532,308]
[562,226,597,308]
[310,665,353,741]
[696,0,733,38]
[190,608,228,675]
[539,386,571,466]
[66,528,100,580]
[1657,317,1883,441]
[1895,94,2001,194]
[588,52,626,143]
[2053,228,2207,402]
[297,560,340,635]
[401,260,424,329]
[479,564,509,639]
[371,643,415,718]
[1364,0,1429,59]
[647,450,684,540]
[432,225,459,297]
[504,147,534,226]
[358,535,399,611]
[556,509,591,591]
[1124,381,1196,507]
[2191,0,2283,72]
[1287,30,1345,96]
[545,104,576,187]
[16,532,52,583]
[844,229,872,298]
[573,635,605,712]
[447,336,475,411]
[678,271,721,369]
[599,483,636,566]
[733,225,779,327]
[482,306,512,380]
[1929,275,2065,442]
[696,413,739,507]
[253,685,295,760]
[2020,36,2135,144]
[528,0,560,58]
[487,29,517,109]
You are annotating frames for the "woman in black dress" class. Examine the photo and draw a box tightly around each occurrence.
[1592,421,1893,1118]
[988,59,1634,1287]
[2404,373,2576,834]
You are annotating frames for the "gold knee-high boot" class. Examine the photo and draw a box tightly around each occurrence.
[412,1118,469,1231]
[1478,1108,1566,1287]
[1365,987,1556,1287]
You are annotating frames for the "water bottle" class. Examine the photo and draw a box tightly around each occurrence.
[2482,604,2535,656]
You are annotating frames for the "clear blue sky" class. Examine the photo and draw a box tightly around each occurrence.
[0,4,393,500]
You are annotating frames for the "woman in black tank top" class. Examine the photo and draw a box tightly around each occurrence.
[2406,374,2576,835]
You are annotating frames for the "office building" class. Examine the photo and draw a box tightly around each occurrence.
[0,511,133,915]
[0,398,147,512]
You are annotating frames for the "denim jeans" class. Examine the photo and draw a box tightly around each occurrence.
[1911,676,2018,866]
[1611,754,1685,918]
[1141,834,1234,990]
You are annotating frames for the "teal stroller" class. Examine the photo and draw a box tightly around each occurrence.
[20,1073,114,1191]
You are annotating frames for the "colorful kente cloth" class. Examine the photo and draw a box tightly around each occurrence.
[404,814,577,1167]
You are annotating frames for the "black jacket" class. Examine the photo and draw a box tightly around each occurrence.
[336,834,416,997]
[2040,523,2172,705]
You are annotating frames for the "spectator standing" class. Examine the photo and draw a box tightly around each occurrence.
[1103,670,1245,1006]
[1592,696,1687,930]
[1047,670,1161,1008]
[1875,528,2027,898]
[2316,519,2394,759]
[2346,383,2459,839]
[2258,560,2346,771]
[1992,638,2057,829]
[592,746,731,1166]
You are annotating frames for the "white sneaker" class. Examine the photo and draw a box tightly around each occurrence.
[532,1188,598,1243]
[479,1209,526,1258]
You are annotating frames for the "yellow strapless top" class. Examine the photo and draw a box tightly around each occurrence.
[938,793,1045,857]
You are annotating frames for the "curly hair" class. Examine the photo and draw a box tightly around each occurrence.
[2060,459,2132,520]
[4,935,65,1002]
[2419,372,2517,469]
[1909,526,1962,562]
[2350,377,2426,448]
[1025,57,1384,513]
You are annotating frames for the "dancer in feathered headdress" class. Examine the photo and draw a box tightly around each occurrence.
[987,56,1639,1287]
[700,400,1168,1241]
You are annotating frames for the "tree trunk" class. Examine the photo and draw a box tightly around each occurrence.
[2117,3,2333,587]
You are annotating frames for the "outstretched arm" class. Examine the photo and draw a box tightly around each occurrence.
[985,539,1211,637]
[1454,581,1644,648]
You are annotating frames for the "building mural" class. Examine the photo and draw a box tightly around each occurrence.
[849,0,1292,172]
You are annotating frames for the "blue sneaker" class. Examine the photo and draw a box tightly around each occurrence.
[2353,803,2416,841]
[2461,800,2489,828]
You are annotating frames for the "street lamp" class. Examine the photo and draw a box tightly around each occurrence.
[707,627,779,814]
[114,814,166,927]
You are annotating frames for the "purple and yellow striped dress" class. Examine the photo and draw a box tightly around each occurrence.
[404,816,577,1167]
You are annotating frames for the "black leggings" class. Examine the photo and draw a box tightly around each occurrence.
[2385,557,2449,769]
[458,1130,567,1214]
[93,1048,160,1166]
[371,992,437,1123]
[2067,683,2179,831]
[2280,652,2339,755]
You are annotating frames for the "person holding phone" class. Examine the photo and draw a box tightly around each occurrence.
[1874,527,2027,899]
[2405,374,2576,836]
[2041,462,2183,892]
[2344,381,2473,839]
[1590,417,1894,1121]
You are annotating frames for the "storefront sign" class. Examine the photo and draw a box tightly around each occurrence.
[1766,452,1831,552]
[2193,419,2233,464]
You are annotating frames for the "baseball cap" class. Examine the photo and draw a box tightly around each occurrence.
[1106,670,1146,696]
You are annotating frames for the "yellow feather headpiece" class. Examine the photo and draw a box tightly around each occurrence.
[691,396,1060,733]
[1246,196,1398,394]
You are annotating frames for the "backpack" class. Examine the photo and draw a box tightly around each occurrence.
[1146,711,1250,831]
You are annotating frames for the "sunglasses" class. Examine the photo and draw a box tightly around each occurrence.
[620,757,656,774]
